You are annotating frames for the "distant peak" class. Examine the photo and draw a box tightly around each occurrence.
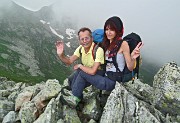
[12,0,57,12]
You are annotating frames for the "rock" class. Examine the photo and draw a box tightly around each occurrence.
[82,86,102,121]
[100,82,169,123]
[1,62,180,123]
[0,100,15,122]
[2,111,19,123]
[31,79,61,112]
[19,101,38,123]
[63,105,81,123]
[15,84,42,111]
[153,62,180,115]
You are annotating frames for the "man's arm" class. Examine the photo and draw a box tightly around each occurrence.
[55,41,78,65]
[58,53,78,65]
[74,62,101,75]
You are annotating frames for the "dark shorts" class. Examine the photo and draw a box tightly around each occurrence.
[106,71,133,83]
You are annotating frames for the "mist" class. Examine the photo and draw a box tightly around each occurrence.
[1,0,180,66]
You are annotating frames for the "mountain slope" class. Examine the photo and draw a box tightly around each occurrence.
[0,2,78,84]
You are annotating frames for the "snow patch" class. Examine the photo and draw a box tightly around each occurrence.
[65,42,71,48]
[49,26,64,39]
[66,28,75,39]
[40,20,46,24]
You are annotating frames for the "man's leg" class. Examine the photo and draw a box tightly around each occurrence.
[71,71,91,99]
[68,69,81,89]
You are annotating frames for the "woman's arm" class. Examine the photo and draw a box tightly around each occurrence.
[120,41,143,71]
[120,41,135,71]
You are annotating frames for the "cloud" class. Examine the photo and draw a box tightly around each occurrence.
[0,0,12,8]
[52,0,180,66]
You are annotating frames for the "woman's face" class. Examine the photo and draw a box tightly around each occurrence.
[105,26,116,41]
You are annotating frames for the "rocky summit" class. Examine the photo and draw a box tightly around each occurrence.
[0,61,180,123]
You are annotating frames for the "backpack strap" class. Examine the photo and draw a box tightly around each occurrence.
[110,40,138,83]
[79,43,99,62]
[79,46,83,64]
[92,43,99,61]
[79,47,82,57]
[110,40,123,72]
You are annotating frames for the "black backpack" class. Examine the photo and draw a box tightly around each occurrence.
[111,32,142,82]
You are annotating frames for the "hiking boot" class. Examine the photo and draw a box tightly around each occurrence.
[61,95,81,108]
[61,86,72,96]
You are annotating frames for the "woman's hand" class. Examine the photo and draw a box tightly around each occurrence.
[131,42,144,60]
[55,41,64,56]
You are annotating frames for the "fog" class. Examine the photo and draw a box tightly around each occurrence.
[1,0,180,66]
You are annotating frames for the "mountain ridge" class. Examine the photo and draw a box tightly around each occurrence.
[0,2,78,83]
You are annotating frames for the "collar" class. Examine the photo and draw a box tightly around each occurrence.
[81,42,95,54]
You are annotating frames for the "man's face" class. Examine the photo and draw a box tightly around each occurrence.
[79,30,93,48]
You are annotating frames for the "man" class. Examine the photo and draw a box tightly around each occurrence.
[55,27,104,107]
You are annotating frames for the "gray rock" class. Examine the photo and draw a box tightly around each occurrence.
[1,62,180,123]
[0,100,15,122]
[2,111,19,123]
[100,82,168,123]
[19,101,38,123]
[63,105,81,123]
[153,62,180,116]
[82,87,102,121]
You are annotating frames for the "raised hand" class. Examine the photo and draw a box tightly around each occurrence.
[55,41,64,55]
[131,42,144,60]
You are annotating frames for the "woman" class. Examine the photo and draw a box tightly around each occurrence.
[101,16,143,82]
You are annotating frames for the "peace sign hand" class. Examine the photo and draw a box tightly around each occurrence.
[131,42,144,60]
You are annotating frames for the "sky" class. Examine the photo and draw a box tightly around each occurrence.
[1,0,180,66]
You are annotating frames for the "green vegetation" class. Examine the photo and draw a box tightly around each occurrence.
[0,37,72,84]
[139,58,160,86]
[0,7,73,85]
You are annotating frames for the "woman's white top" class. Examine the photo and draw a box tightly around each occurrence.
[105,50,125,72]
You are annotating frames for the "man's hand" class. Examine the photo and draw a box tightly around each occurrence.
[55,41,64,56]
[74,64,82,70]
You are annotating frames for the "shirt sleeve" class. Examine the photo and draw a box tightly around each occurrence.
[73,45,82,57]
[95,47,104,64]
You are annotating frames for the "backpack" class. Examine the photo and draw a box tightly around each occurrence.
[92,29,104,44]
[111,32,142,83]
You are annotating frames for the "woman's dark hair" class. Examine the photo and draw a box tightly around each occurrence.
[102,16,124,52]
